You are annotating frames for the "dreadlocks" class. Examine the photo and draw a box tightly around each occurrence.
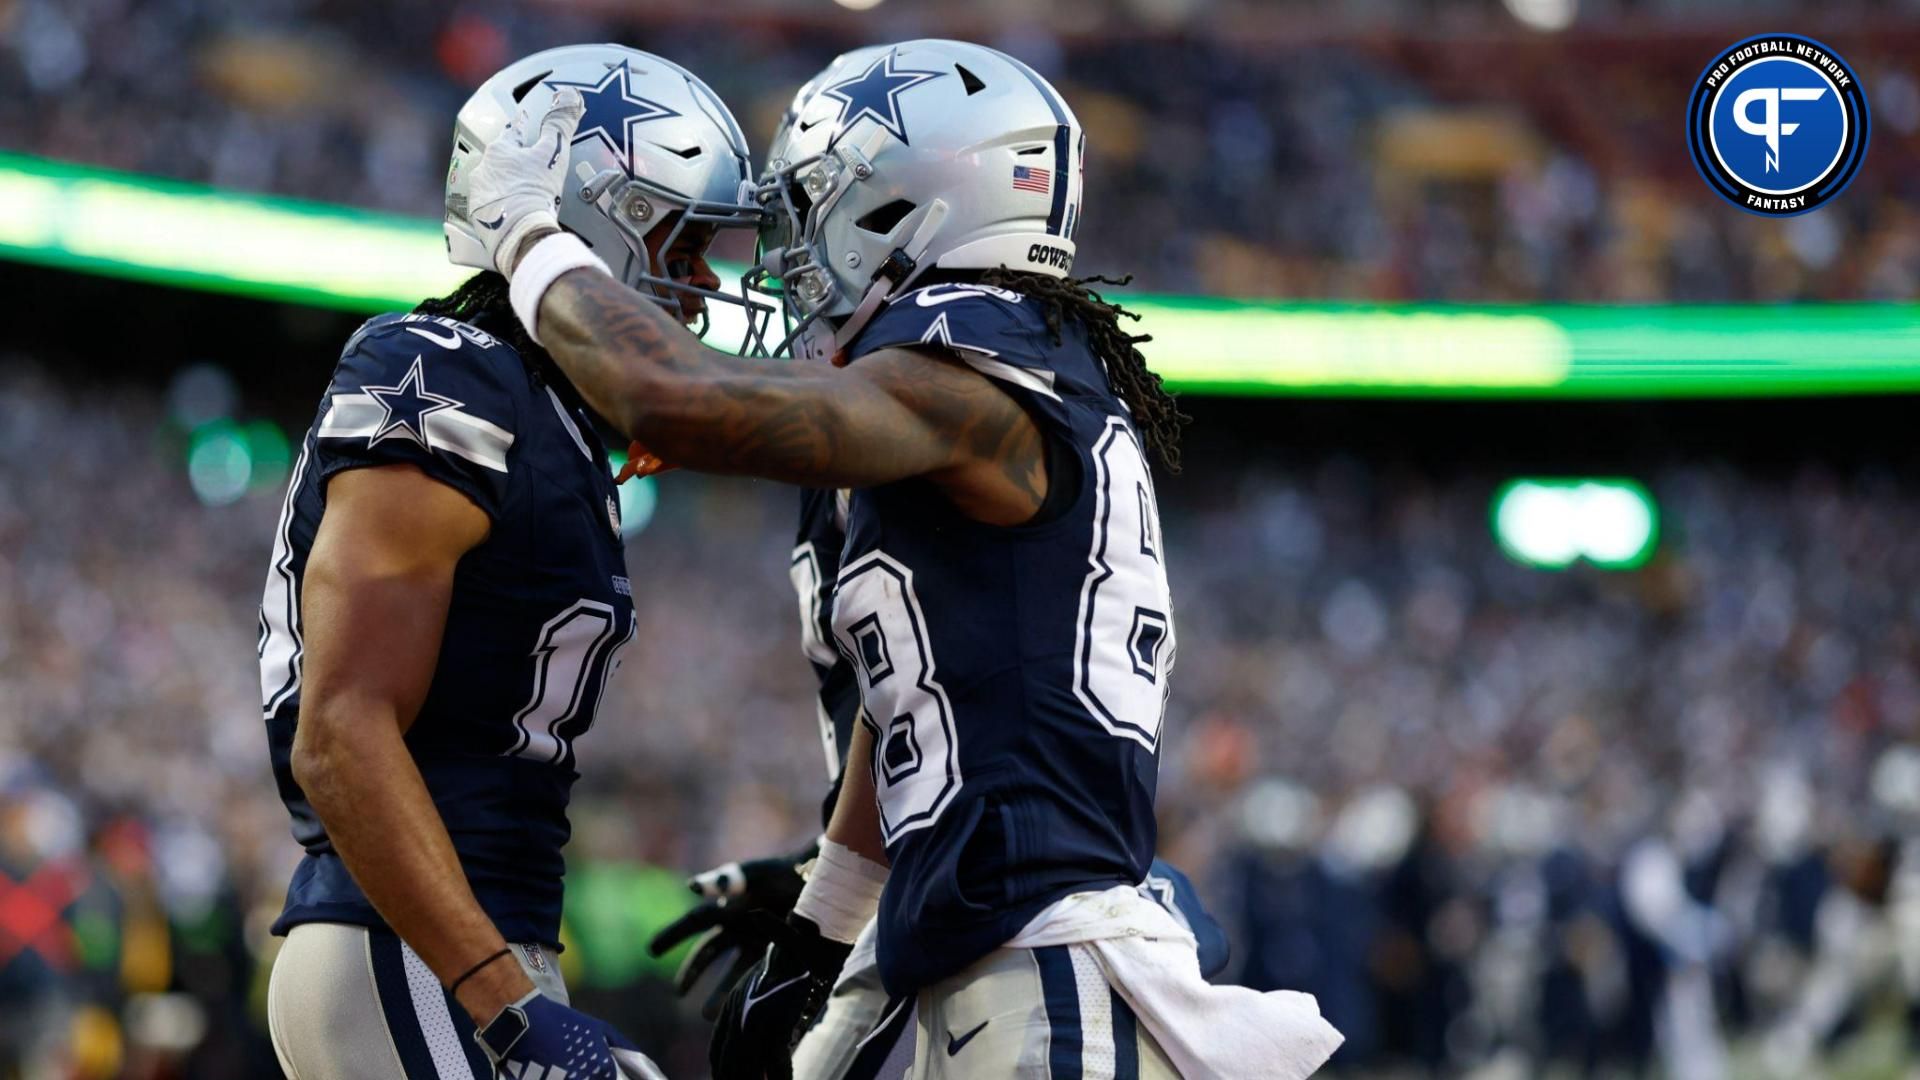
[982,268,1189,473]
[412,271,546,364]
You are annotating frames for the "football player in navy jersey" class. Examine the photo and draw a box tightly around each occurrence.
[258,44,768,1080]
[466,38,1341,1078]
[649,486,1235,1068]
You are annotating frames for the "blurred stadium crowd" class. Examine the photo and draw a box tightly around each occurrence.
[7,1,1920,1078]
[4,0,1920,302]
[3,361,1919,1077]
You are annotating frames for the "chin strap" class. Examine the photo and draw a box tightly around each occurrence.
[828,198,950,359]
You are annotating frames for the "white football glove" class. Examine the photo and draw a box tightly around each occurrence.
[465,87,585,277]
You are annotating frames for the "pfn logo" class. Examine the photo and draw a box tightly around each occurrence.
[1732,86,1828,172]
[1687,34,1868,217]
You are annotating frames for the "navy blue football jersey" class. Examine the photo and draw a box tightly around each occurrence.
[258,312,635,949]
[792,481,1228,979]
[831,282,1177,995]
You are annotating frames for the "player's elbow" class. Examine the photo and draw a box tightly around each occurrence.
[289,709,346,803]
[290,696,385,805]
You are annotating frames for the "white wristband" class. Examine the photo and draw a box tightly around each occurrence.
[794,839,889,945]
[508,232,610,346]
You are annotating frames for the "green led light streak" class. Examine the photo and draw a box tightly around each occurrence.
[1,151,1915,398]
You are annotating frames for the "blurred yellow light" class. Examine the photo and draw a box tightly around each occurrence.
[0,171,60,247]
[1149,306,1573,390]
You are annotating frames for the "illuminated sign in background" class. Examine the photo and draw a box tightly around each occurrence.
[1492,479,1661,570]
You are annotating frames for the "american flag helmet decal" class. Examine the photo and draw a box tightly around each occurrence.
[1012,164,1052,193]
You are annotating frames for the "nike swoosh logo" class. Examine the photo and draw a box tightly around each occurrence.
[947,1019,989,1056]
[739,972,808,1026]
[914,283,1013,308]
[405,326,463,349]
[478,211,506,230]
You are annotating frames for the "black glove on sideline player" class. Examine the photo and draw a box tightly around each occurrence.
[649,841,817,1018]
[708,913,852,1080]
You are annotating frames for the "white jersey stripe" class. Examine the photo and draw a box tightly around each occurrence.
[259,442,313,718]
[545,386,594,463]
[318,393,515,473]
[961,355,1063,402]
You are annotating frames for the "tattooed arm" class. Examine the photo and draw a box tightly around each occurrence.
[525,247,1050,525]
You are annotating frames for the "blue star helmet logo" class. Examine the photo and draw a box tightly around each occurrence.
[543,60,682,173]
[821,51,945,146]
[362,357,460,449]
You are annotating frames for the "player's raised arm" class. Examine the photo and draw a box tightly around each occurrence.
[465,92,1053,525]
[551,286,1053,523]
[530,241,1051,522]
[546,265,1032,472]
[290,464,531,1022]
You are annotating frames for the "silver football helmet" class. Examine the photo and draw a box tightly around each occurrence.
[743,40,1087,361]
[444,44,773,339]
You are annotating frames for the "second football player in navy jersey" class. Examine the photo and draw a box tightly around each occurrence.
[647,481,1230,1040]
[259,44,767,1080]
[263,310,635,948]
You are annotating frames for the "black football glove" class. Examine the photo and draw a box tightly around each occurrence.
[708,913,852,1080]
[649,841,816,1019]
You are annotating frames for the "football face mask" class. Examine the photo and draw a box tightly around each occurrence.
[741,146,877,362]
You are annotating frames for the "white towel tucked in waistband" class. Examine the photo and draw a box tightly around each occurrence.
[1006,884,1343,1079]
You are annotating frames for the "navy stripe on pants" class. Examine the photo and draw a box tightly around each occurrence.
[366,931,489,1079]
[367,930,446,1079]
[1036,945,1082,1079]
[1111,987,1140,1079]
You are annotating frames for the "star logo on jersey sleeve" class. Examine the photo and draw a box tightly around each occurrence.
[362,357,460,449]
[543,60,682,172]
[821,51,944,146]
